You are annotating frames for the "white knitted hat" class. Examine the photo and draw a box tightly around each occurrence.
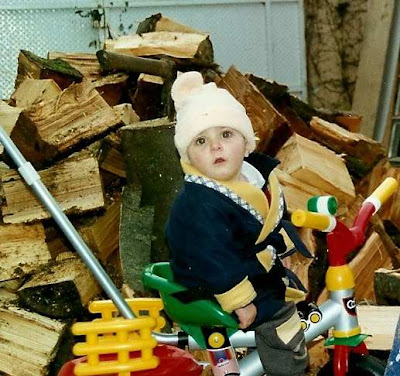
[171,71,256,162]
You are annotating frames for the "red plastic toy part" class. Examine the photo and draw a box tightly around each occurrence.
[58,345,203,376]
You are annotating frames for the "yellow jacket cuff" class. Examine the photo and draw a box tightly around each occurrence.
[214,277,257,313]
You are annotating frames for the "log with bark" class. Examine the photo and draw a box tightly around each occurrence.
[310,116,386,178]
[47,52,102,82]
[105,31,214,67]
[120,117,182,263]
[131,74,164,121]
[1,156,105,223]
[15,50,83,91]
[10,81,121,166]
[17,254,100,318]
[48,51,129,105]
[374,268,400,305]
[247,73,362,133]
[119,186,154,292]
[137,13,205,35]
[217,66,289,156]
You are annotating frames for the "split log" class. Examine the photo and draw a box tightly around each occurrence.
[334,114,362,133]
[0,222,51,281]
[246,74,314,140]
[374,268,400,305]
[44,225,72,259]
[91,72,129,107]
[47,52,102,82]
[350,232,392,302]
[275,168,326,213]
[131,74,164,121]
[17,254,100,318]
[0,101,23,154]
[10,78,61,109]
[120,117,182,263]
[336,195,364,228]
[357,159,400,231]
[0,279,23,305]
[96,51,177,119]
[370,215,400,269]
[113,103,140,126]
[48,52,129,105]
[119,186,154,292]
[137,13,204,35]
[0,305,67,376]
[318,232,392,304]
[217,66,289,156]
[15,50,82,90]
[10,81,121,166]
[80,199,121,263]
[357,305,400,350]
[247,73,362,133]
[310,117,386,178]
[98,132,128,178]
[105,31,214,66]
[1,156,105,223]
[307,338,330,373]
[276,133,356,205]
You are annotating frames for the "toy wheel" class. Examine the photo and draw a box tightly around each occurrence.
[317,353,386,376]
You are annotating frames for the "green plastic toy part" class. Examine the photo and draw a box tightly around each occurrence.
[142,262,239,349]
[324,333,370,347]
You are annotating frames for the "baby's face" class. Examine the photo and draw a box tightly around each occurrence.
[187,126,247,181]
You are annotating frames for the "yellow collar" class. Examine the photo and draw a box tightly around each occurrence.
[182,160,283,245]
[181,160,269,220]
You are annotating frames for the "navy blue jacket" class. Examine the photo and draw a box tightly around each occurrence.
[165,154,287,327]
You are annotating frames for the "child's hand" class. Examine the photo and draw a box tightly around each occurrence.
[234,303,257,329]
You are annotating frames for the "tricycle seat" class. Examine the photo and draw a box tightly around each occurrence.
[142,262,239,348]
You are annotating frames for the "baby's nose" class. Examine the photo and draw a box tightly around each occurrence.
[210,139,222,150]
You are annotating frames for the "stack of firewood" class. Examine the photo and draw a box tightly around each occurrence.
[0,13,399,376]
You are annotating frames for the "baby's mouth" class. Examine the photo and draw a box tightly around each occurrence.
[214,158,226,164]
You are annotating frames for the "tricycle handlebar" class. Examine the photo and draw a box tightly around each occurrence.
[365,177,398,212]
[291,210,336,232]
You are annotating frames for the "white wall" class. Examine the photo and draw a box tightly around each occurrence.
[0,0,306,99]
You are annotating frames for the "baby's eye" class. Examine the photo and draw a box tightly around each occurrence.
[222,130,232,138]
[195,137,206,145]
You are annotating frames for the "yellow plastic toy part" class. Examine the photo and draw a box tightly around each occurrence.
[73,317,158,376]
[208,332,226,349]
[89,298,166,333]
[369,177,398,205]
[291,210,335,232]
[326,265,355,291]
[71,298,165,376]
